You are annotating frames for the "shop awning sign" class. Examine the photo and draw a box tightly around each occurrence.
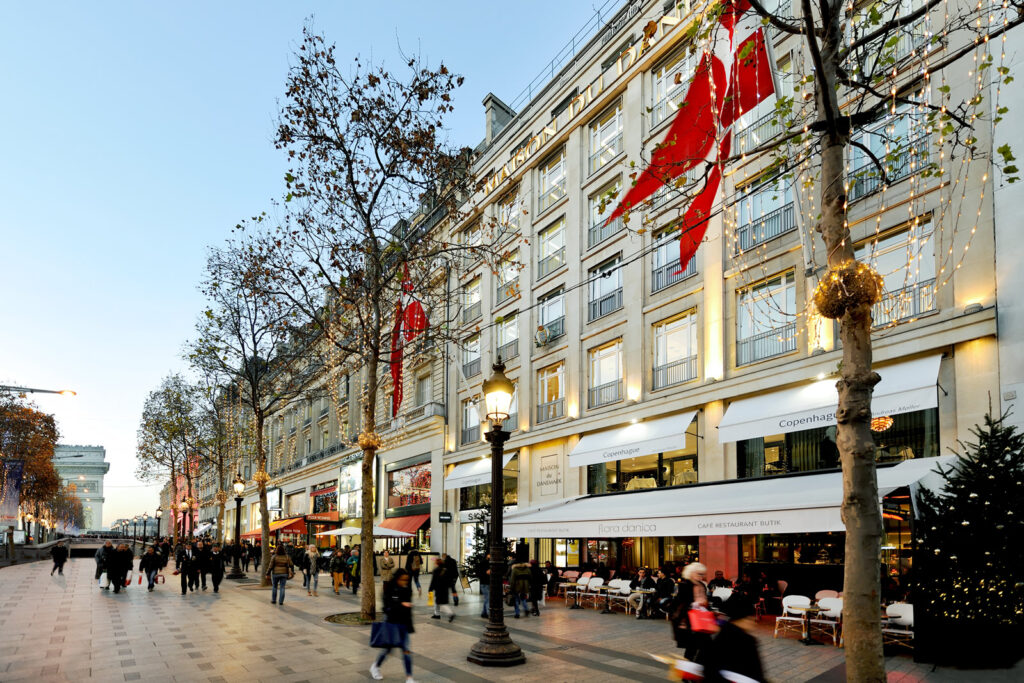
[568,411,697,468]
[443,452,516,490]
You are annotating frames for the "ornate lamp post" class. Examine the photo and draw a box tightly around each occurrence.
[467,359,525,667]
[155,506,163,539]
[142,512,150,545]
[179,500,189,539]
[226,473,247,579]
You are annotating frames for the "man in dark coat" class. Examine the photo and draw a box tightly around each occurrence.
[441,552,460,605]
[428,558,454,622]
[196,540,212,590]
[528,559,545,616]
[209,544,227,593]
[50,541,69,575]
[95,540,114,589]
[112,544,134,594]
[176,543,199,595]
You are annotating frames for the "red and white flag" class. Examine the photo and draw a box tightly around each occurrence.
[607,0,775,270]
[390,264,429,417]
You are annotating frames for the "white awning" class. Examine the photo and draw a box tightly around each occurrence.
[192,523,213,537]
[504,455,953,538]
[568,411,698,468]
[444,452,515,490]
[718,355,942,443]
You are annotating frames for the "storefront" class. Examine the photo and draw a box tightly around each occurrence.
[443,452,519,562]
[382,454,432,550]
[241,515,307,546]
[305,479,341,547]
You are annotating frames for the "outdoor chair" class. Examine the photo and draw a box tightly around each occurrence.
[581,577,605,608]
[815,589,839,601]
[711,587,733,603]
[609,583,632,613]
[882,603,914,649]
[565,576,593,608]
[774,595,811,640]
[809,597,843,646]
[556,570,580,598]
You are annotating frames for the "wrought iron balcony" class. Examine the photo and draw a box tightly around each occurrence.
[497,339,519,362]
[652,257,697,292]
[462,358,481,378]
[462,301,482,324]
[588,216,623,248]
[872,279,936,327]
[734,203,796,253]
[538,248,565,278]
[536,398,565,423]
[736,322,798,365]
[589,288,623,321]
[653,355,699,390]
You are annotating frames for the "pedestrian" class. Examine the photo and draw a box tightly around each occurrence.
[442,553,460,606]
[544,560,560,597]
[330,547,348,594]
[50,540,68,575]
[266,544,295,605]
[140,545,161,592]
[428,557,455,622]
[112,543,134,594]
[348,547,361,595]
[703,593,765,683]
[159,539,170,569]
[304,545,320,597]
[528,559,545,616]
[241,542,251,571]
[509,558,531,618]
[252,541,262,573]
[379,549,396,596]
[341,545,352,588]
[209,544,226,593]
[370,568,416,683]
[475,553,491,618]
[669,562,710,663]
[404,547,423,595]
[95,540,114,589]
[196,539,211,591]
[176,543,199,595]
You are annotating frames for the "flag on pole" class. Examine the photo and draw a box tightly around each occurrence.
[390,265,429,417]
[606,0,775,270]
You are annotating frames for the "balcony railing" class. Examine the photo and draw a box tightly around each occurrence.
[538,316,565,344]
[589,133,622,174]
[588,216,623,248]
[497,339,519,362]
[650,166,704,211]
[872,279,936,327]
[848,137,929,201]
[653,355,699,390]
[463,301,482,324]
[588,379,623,408]
[589,287,623,321]
[537,398,565,423]
[736,322,798,365]
[404,401,446,423]
[857,20,929,76]
[734,202,796,252]
[461,424,480,445]
[735,109,784,153]
[502,412,519,432]
[539,183,566,212]
[462,358,481,378]
[538,248,565,278]
[652,256,697,292]
[496,279,519,304]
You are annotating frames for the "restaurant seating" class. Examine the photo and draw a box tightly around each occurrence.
[882,603,914,649]
[774,595,811,639]
[809,597,843,646]
[557,570,581,598]
[609,582,632,613]
[581,577,605,608]
[565,574,593,607]
[815,589,839,601]
[711,587,733,602]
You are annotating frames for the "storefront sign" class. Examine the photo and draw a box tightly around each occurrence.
[438,511,453,523]
[482,1,691,197]
[266,487,282,512]
[537,454,562,496]
[306,511,340,523]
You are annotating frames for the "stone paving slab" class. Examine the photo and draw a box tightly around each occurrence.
[1,558,1022,682]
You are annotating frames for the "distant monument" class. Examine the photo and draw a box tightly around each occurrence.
[54,445,109,531]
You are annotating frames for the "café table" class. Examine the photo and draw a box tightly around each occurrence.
[635,588,658,619]
[791,604,824,645]
[594,584,615,614]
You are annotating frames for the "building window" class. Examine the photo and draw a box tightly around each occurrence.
[461,398,480,445]
[462,221,482,267]
[652,229,697,291]
[849,103,929,201]
[538,218,566,278]
[588,180,623,247]
[496,251,520,304]
[496,314,519,362]
[387,462,431,509]
[855,220,936,326]
[305,438,312,455]
[506,382,519,431]
[538,148,567,212]
[537,362,565,423]
[734,174,795,253]
[588,421,699,493]
[588,257,623,321]
[588,340,623,408]
[459,455,519,510]
[414,372,432,407]
[462,278,481,323]
[589,103,623,174]
[736,271,797,365]
[321,429,330,449]
[652,47,698,127]
[462,335,481,378]
[537,289,565,343]
[338,373,349,402]
[653,311,699,389]
[735,55,793,153]
[498,188,520,233]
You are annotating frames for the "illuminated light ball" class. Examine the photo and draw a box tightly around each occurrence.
[961,520,970,526]
[969,492,978,498]
[934,549,941,555]
[950,555,958,560]
[996,524,1004,530]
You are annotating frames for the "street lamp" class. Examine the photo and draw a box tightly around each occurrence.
[155,506,163,538]
[0,385,77,397]
[142,512,149,545]
[226,473,247,579]
[179,500,190,538]
[132,515,140,546]
[467,358,525,667]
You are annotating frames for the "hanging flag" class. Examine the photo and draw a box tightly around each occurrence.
[0,460,25,527]
[390,264,430,417]
[606,0,775,270]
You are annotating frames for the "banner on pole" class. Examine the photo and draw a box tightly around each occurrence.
[0,460,25,526]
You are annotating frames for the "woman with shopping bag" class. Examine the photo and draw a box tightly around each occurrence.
[669,562,711,663]
[369,568,416,682]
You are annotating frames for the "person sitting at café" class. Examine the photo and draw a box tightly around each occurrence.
[543,561,560,597]
[708,570,733,590]
[627,567,657,618]
[654,569,676,615]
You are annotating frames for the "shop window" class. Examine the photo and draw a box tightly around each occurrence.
[555,539,580,568]
[387,461,431,509]
[736,408,938,478]
[741,532,846,565]
[736,271,797,365]
[538,147,567,212]
[587,420,699,493]
[459,455,519,510]
[585,539,617,570]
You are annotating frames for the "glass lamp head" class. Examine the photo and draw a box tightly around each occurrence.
[482,359,514,424]
[233,473,246,496]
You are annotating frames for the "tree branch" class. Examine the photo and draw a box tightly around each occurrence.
[841,0,945,57]
[802,0,839,143]
[748,0,805,35]
[848,139,890,186]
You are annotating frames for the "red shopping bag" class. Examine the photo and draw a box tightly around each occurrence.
[688,608,719,634]
[156,574,165,584]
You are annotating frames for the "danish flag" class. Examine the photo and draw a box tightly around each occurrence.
[606,0,775,270]
[390,264,429,417]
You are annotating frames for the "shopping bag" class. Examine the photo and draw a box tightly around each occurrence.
[156,574,165,584]
[98,571,108,587]
[689,608,719,634]
[426,591,434,606]
[369,621,401,648]
[124,570,133,587]
[138,574,143,585]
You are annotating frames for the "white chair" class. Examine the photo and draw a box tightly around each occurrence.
[556,570,580,598]
[581,577,605,608]
[882,603,914,649]
[774,595,811,639]
[809,597,843,646]
[815,589,839,601]
[565,576,592,608]
[609,582,632,613]
[711,587,733,603]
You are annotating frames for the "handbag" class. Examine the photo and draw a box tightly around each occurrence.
[369,621,402,648]
[426,591,434,606]
[688,608,719,634]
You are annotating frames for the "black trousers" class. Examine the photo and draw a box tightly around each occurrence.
[212,571,223,592]
[351,574,360,594]
[181,569,199,593]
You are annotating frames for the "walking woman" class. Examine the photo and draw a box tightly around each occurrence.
[266,544,295,605]
[370,568,416,683]
[669,562,710,663]
[304,544,320,597]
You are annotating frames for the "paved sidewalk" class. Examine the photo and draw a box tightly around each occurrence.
[0,559,1020,682]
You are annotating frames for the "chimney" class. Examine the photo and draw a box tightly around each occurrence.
[482,92,516,146]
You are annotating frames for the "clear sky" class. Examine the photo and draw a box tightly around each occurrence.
[0,0,610,527]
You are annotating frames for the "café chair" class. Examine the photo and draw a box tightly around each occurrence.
[581,576,605,608]
[565,575,593,608]
[881,603,914,649]
[809,597,843,646]
[815,589,839,601]
[609,582,632,613]
[774,595,811,640]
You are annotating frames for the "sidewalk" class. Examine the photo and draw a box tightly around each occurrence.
[0,559,1019,682]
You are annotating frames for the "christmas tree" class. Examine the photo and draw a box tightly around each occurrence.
[915,410,1024,666]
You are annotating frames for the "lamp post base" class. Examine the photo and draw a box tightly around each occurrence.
[467,624,526,667]
[225,569,247,580]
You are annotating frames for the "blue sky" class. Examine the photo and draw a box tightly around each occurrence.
[0,0,607,526]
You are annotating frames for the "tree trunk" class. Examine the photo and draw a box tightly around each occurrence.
[257,412,271,587]
[814,2,885,678]
[170,464,179,547]
[360,356,380,622]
